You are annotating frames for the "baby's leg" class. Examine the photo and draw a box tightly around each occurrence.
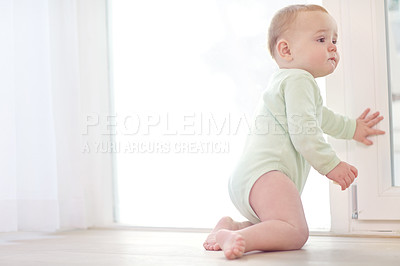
[203,216,252,251]
[216,171,309,259]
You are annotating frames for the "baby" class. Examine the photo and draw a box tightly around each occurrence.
[203,4,385,260]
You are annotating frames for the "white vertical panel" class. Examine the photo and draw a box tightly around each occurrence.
[0,0,18,232]
[77,0,115,227]
[48,0,87,229]
[14,0,59,231]
[327,0,400,234]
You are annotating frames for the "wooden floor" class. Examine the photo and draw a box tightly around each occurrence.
[0,229,400,265]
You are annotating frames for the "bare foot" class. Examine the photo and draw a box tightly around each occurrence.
[203,216,251,251]
[216,229,246,260]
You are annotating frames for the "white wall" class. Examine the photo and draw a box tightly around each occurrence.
[77,0,115,228]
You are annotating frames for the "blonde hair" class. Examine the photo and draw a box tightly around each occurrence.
[267,4,328,58]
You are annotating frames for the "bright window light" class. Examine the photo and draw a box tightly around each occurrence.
[109,0,329,230]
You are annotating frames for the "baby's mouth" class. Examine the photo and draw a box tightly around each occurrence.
[328,57,336,67]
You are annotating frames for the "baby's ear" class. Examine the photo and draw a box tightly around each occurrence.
[276,39,293,61]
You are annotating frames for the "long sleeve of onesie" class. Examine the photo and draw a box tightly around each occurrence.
[322,106,356,139]
[284,74,353,175]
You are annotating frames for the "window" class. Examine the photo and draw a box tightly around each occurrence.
[109,0,329,230]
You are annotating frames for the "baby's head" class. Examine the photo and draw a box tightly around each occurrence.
[268,5,339,78]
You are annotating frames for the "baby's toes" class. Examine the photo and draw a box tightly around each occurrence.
[204,242,219,251]
[233,245,244,257]
[224,249,235,260]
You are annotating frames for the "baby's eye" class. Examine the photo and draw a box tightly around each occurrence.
[317,37,325,43]
[332,39,337,44]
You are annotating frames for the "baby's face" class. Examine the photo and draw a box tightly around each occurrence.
[285,11,339,78]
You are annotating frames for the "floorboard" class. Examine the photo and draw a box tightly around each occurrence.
[0,229,399,265]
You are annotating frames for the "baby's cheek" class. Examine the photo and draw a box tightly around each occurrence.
[336,53,341,64]
[308,53,325,69]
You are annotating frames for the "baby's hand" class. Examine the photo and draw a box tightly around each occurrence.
[353,108,385,145]
[326,162,358,191]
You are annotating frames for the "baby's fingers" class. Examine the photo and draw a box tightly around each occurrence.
[333,180,347,190]
[358,108,371,120]
[361,137,373,146]
[365,127,385,139]
[366,115,384,127]
[339,181,347,191]
[350,166,358,178]
[369,128,385,136]
[365,111,380,122]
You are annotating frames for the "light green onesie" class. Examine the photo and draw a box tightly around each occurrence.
[229,69,356,224]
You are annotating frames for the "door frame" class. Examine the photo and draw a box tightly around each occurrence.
[324,0,400,235]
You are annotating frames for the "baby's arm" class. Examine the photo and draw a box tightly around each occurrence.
[321,106,356,139]
[285,76,343,176]
[324,108,385,190]
[284,75,364,190]
[322,106,385,143]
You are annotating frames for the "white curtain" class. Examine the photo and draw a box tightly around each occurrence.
[0,0,113,232]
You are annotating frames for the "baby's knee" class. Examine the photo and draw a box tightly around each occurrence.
[291,227,309,250]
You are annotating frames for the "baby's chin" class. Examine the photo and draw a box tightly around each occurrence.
[311,69,335,78]
[319,63,339,77]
